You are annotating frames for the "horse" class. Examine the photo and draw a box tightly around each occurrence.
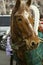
[10,0,40,65]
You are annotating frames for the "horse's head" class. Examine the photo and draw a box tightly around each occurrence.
[11,0,40,50]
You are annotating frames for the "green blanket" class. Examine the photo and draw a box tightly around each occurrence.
[14,31,43,65]
[25,31,43,65]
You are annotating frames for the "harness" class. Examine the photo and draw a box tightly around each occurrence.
[11,40,26,50]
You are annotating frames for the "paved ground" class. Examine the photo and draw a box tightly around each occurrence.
[0,50,16,65]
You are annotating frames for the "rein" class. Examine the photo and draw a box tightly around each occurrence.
[39,37,43,43]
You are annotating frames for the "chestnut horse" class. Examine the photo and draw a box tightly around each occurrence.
[11,0,40,65]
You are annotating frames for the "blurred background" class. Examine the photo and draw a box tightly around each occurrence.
[0,0,43,65]
[0,0,43,15]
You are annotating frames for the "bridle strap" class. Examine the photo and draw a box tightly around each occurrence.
[12,39,26,50]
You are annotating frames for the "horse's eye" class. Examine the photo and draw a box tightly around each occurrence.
[17,18,22,22]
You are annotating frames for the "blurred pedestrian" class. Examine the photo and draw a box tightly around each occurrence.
[6,35,13,65]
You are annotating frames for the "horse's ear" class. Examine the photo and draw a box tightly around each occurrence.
[26,0,31,6]
[12,0,21,14]
[15,0,21,8]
